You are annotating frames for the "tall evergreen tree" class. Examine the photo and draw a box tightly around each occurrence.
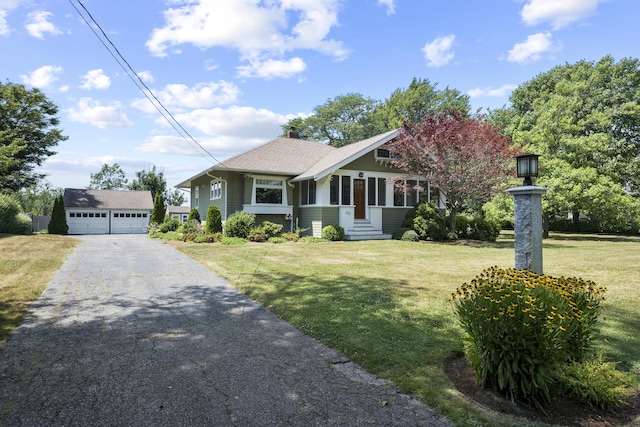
[48,195,68,234]
[150,193,165,224]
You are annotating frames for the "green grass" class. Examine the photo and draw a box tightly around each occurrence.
[0,234,79,348]
[177,232,640,426]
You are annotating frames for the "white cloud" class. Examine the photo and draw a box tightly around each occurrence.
[137,70,154,83]
[521,0,601,29]
[237,56,306,79]
[467,84,518,98]
[0,10,10,35]
[80,69,111,90]
[507,32,557,63]
[146,0,348,78]
[167,105,291,139]
[422,34,455,67]
[20,65,63,88]
[0,1,27,35]
[377,0,396,15]
[131,81,241,113]
[25,10,61,39]
[67,98,134,129]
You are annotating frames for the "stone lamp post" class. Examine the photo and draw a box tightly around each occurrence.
[507,154,547,275]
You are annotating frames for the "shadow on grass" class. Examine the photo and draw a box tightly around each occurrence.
[545,233,640,244]
[598,305,640,374]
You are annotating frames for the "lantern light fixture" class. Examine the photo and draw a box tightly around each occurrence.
[516,153,539,186]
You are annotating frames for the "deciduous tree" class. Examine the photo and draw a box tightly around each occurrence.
[0,82,67,192]
[128,165,185,206]
[389,110,518,231]
[88,163,128,190]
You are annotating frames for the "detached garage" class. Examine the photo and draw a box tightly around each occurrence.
[64,188,153,235]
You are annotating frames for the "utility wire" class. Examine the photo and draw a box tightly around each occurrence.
[67,0,225,167]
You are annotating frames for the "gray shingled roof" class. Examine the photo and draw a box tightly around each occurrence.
[292,129,399,182]
[64,189,153,210]
[176,130,400,188]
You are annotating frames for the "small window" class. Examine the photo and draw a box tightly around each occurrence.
[143,213,148,218]
[368,177,376,206]
[89,213,94,218]
[300,179,316,205]
[126,213,131,218]
[210,179,223,200]
[83,213,88,218]
[102,213,107,218]
[330,175,339,205]
[194,185,200,208]
[341,176,350,205]
[70,213,75,218]
[378,178,386,206]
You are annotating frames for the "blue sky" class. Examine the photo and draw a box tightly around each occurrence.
[1,0,638,195]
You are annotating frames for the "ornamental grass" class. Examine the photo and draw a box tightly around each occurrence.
[451,266,606,409]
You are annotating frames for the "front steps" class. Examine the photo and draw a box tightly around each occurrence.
[343,219,391,241]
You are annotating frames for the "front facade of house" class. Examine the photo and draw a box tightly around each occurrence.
[176,130,444,240]
[64,188,153,235]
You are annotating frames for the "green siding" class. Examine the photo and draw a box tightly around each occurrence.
[382,207,410,233]
[343,151,403,173]
[298,206,339,237]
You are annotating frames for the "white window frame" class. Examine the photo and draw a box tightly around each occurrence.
[252,176,287,205]
[210,179,222,200]
[194,185,200,208]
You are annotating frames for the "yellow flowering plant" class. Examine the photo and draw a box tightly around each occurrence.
[451,266,606,408]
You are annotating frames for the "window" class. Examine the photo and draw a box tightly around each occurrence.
[210,179,222,200]
[70,213,75,218]
[375,148,396,160]
[378,178,386,206]
[101,213,107,218]
[300,179,316,205]
[341,176,350,205]
[255,178,283,204]
[368,177,376,206]
[330,176,339,205]
[393,180,429,207]
[194,185,199,208]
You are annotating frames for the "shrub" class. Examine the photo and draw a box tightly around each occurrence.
[204,206,222,234]
[467,216,501,242]
[191,234,218,244]
[281,232,300,242]
[321,225,344,241]
[268,236,287,244]
[187,208,201,223]
[47,195,67,235]
[182,232,199,242]
[0,193,33,234]
[150,193,165,224]
[446,231,458,241]
[220,236,247,245]
[557,356,635,411]
[452,267,606,408]
[179,219,202,234]
[404,203,447,240]
[400,229,419,242]
[454,214,470,238]
[159,217,180,233]
[150,231,183,241]
[392,228,411,240]
[247,227,267,242]
[224,211,255,238]
[261,221,283,238]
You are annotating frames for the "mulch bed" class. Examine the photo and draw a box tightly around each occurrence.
[444,355,640,426]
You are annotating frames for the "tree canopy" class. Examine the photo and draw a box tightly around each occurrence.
[282,78,471,147]
[88,163,129,190]
[0,81,67,192]
[128,165,185,206]
[494,55,640,231]
[389,110,517,231]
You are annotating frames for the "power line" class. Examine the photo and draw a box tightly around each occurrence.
[67,0,224,166]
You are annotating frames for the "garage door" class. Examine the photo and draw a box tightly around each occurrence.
[68,212,109,234]
[111,212,149,234]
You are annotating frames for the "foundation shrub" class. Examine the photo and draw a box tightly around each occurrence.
[403,202,447,240]
[392,227,412,240]
[467,216,501,242]
[247,227,267,242]
[187,208,201,223]
[452,267,606,408]
[159,217,180,233]
[400,229,419,242]
[179,219,202,234]
[268,236,287,244]
[224,211,255,239]
[281,232,299,242]
[321,225,344,241]
[205,206,222,234]
[260,221,283,238]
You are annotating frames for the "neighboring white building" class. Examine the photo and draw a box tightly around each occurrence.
[166,205,190,222]
[63,188,153,234]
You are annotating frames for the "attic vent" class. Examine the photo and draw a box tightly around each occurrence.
[287,126,299,138]
[375,148,396,160]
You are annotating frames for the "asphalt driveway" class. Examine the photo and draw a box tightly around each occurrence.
[0,235,452,426]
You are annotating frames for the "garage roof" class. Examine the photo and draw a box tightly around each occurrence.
[64,189,153,210]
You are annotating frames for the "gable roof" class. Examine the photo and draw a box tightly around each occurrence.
[64,188,153,210]
[291,129,399,182]
[176,129,400,188]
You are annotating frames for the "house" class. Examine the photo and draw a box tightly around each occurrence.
[166,205,190,222]
[63,188,153,234]
[176,129,444,240]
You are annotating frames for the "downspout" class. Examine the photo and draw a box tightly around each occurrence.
[206,172,228,222]
[286,179,296,232]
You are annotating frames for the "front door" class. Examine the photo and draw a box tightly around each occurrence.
[354,179,365,219]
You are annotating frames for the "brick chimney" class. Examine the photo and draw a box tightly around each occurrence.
[287,126,299,138]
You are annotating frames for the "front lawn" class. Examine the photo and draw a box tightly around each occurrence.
[177,232,640,426]
[0,234,78,348]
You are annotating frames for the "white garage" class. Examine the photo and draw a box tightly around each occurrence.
[64,189,153,235]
